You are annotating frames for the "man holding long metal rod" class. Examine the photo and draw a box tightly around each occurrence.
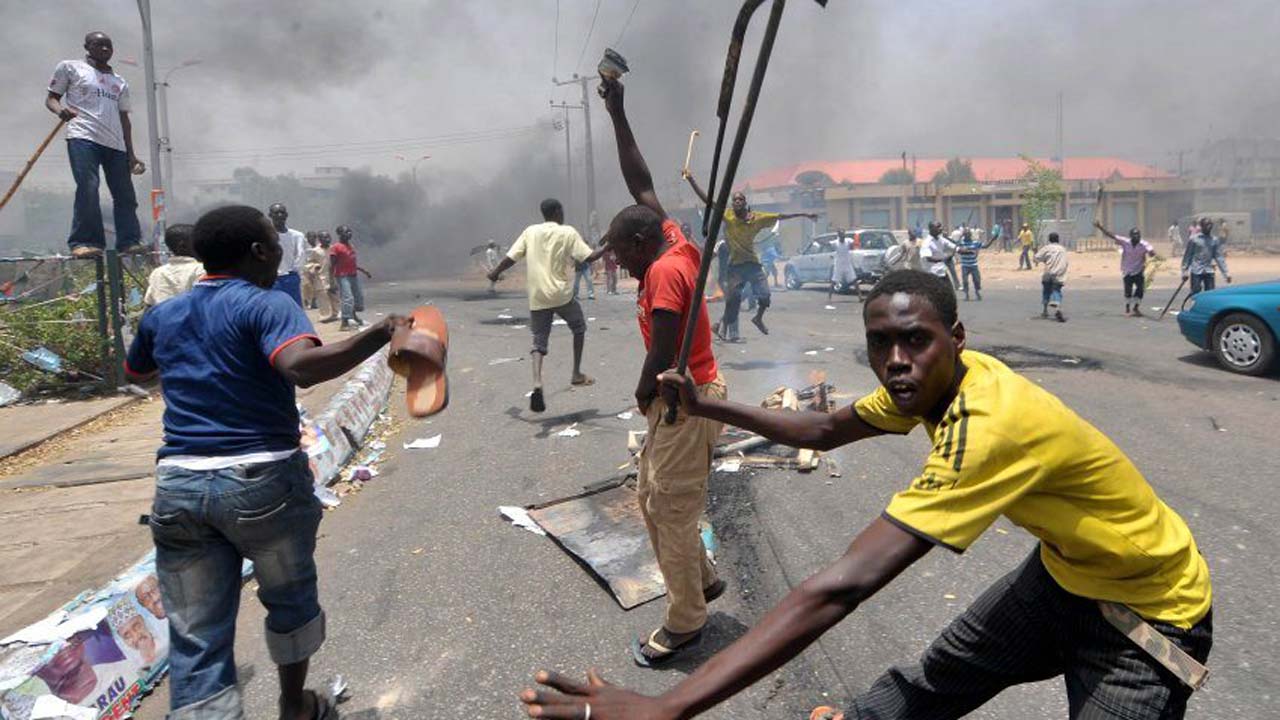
[587,76,729,668]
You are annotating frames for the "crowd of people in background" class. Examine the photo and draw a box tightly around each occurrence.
[142,202,373,332]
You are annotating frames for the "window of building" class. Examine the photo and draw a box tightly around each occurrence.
[907,208,936,229]
[1112,201,1139,232]
[860,209,891,228]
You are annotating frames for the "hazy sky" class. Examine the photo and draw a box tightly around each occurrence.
[2,0,1276,207]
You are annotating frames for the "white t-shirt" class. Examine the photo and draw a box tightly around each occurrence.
[277,228,307,275]
[833,235,857,281]
[924,235,956,277]
[48,59,132,152]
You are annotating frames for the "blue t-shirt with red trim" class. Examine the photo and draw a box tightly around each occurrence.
[127,276,320,459]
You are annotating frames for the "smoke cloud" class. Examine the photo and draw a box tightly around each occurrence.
[1,1,1274,267]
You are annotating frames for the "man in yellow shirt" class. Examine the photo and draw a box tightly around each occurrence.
[1018,222,1035,270]
[488,198,595,413]
[521,269,1212,720]
[684,175,815,340]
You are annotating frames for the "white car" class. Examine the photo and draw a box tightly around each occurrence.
[783,229,896,293]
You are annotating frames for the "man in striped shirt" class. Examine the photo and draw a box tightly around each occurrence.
[955,228,994,302]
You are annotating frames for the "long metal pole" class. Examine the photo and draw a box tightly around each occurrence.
[564,108,573,213]
[137,0,164,248]
[159,82,173,198]
[578,77,598,243]
[667,0,790,424]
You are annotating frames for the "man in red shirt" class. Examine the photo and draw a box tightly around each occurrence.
[329,225,372,330]
[595,76,727,666]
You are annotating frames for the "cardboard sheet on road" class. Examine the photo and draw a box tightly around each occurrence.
[528,484,666,610]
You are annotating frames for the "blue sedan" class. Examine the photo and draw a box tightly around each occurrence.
[1177,280,1280,375]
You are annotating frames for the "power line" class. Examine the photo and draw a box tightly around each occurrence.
[615,0,643,46]
[574,0,603,73]
[553,0,560,78]
[165,124,549,161]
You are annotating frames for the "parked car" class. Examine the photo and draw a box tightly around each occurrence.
[1176,280,1280,375]
[784,229,896,293]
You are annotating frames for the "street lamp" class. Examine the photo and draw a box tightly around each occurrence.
[158,60,201,197]
[119,57,200,201]
[394,154,431,188]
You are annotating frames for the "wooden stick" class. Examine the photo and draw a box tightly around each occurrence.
[0,120,67,213]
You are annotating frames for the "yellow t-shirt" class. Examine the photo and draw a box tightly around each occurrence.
[854,350,1211,628]
[1018,229,1034,247]
[506,221,593,311]
[723,210,780,265]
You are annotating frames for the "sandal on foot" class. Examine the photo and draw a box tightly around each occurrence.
[303,689,340,720]
[571,375,595,387]
[751,316,769,335]
[530,388,546,413]
[630,627,701,668]
[810,706,844,720]
[703,578,727,603]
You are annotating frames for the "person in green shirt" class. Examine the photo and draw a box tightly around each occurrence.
[684,174,815,340]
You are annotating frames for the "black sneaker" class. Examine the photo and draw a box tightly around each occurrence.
[529,388,546,413]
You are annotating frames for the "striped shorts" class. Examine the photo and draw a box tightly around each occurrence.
[851,547,1212,719]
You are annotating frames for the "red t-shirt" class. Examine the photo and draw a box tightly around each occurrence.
[329,243,358,277]
[637,220,718,385]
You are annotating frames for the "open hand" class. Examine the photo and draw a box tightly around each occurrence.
[656,370,699,416]
[520,670,674,720]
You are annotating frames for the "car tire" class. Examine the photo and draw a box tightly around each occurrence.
[1211,312,1275,376]
[785,267,802,290]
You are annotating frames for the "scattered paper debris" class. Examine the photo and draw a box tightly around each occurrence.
[499,505,547,536]
[512,324,527,329]
[995,528,1009,535]
[552,318,568,326]
[31,696,97,720]
[627,430,647,453]
[824,347,834,352]
[1061,358,1081,365]
[497,313,514,319]
[348,465,376,482]
[1,605,108,646]
[369,440,387,451]
[403,434,442,449]
[314,485,342,508]
[588,317,597,321]
[715,458,742,473]
[824,304,837,310]
[557,423,581,438]
[411,547,425,555]
[489,357,519,365]
[0,381,20,407]
[20,347,63,374]
[330,675,350,703]
[616,411,634,420]
[943,593,957,600]
[804,350,818,356]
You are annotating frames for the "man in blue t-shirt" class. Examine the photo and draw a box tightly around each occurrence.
[126,204,406,720]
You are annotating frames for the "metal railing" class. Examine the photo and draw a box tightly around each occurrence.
[0,251,155,403]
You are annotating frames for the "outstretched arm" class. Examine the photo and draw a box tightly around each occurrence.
[777,212,818,222]
[684,172,711,206]
[520,517,932,720]
[274,316,405,388]
[601,77,664,218]
[657,371,884,450]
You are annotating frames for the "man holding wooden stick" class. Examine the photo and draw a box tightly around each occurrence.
[45,32,146,258]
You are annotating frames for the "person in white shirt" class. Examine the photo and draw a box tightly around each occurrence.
[46,32,146,258]
[923,222,958,287]
[143,224,204,308]
[1035,232,1070,322]
[484,240,502,293]
[267,203,308,307]
[829,229,858,301]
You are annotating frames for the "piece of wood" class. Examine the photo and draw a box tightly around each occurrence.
[714,434,771,457]
[0,120,66,213]
[797,448,819,472]
[781,388,799,412]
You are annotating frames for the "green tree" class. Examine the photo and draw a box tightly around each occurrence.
[879,167,916,185]
[1019,155,1064,238]
[931,157,976,185]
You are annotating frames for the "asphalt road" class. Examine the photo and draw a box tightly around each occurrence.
[135,268,1279,719]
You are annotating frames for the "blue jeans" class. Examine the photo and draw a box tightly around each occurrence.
[149,452,325,716]
[337,274,364,321]
[573,263,595,299]
[66,138,141,250]
[273,271,303,306]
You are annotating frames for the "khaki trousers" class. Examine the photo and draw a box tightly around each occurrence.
[637,375,726,634]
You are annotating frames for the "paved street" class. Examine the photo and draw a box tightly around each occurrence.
[130,259,1278,719]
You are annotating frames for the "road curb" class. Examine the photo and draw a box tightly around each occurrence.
[0,394,142,463]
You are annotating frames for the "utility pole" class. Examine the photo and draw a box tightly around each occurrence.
[158,60,201,199]
[136,0,164,248]
[553,75,597,242]
[550,101,580,215]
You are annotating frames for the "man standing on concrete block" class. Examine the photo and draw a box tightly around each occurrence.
[268,204,307,307]
[126,204,406,720]
[487,199,595,413]
[46,32,145,258]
